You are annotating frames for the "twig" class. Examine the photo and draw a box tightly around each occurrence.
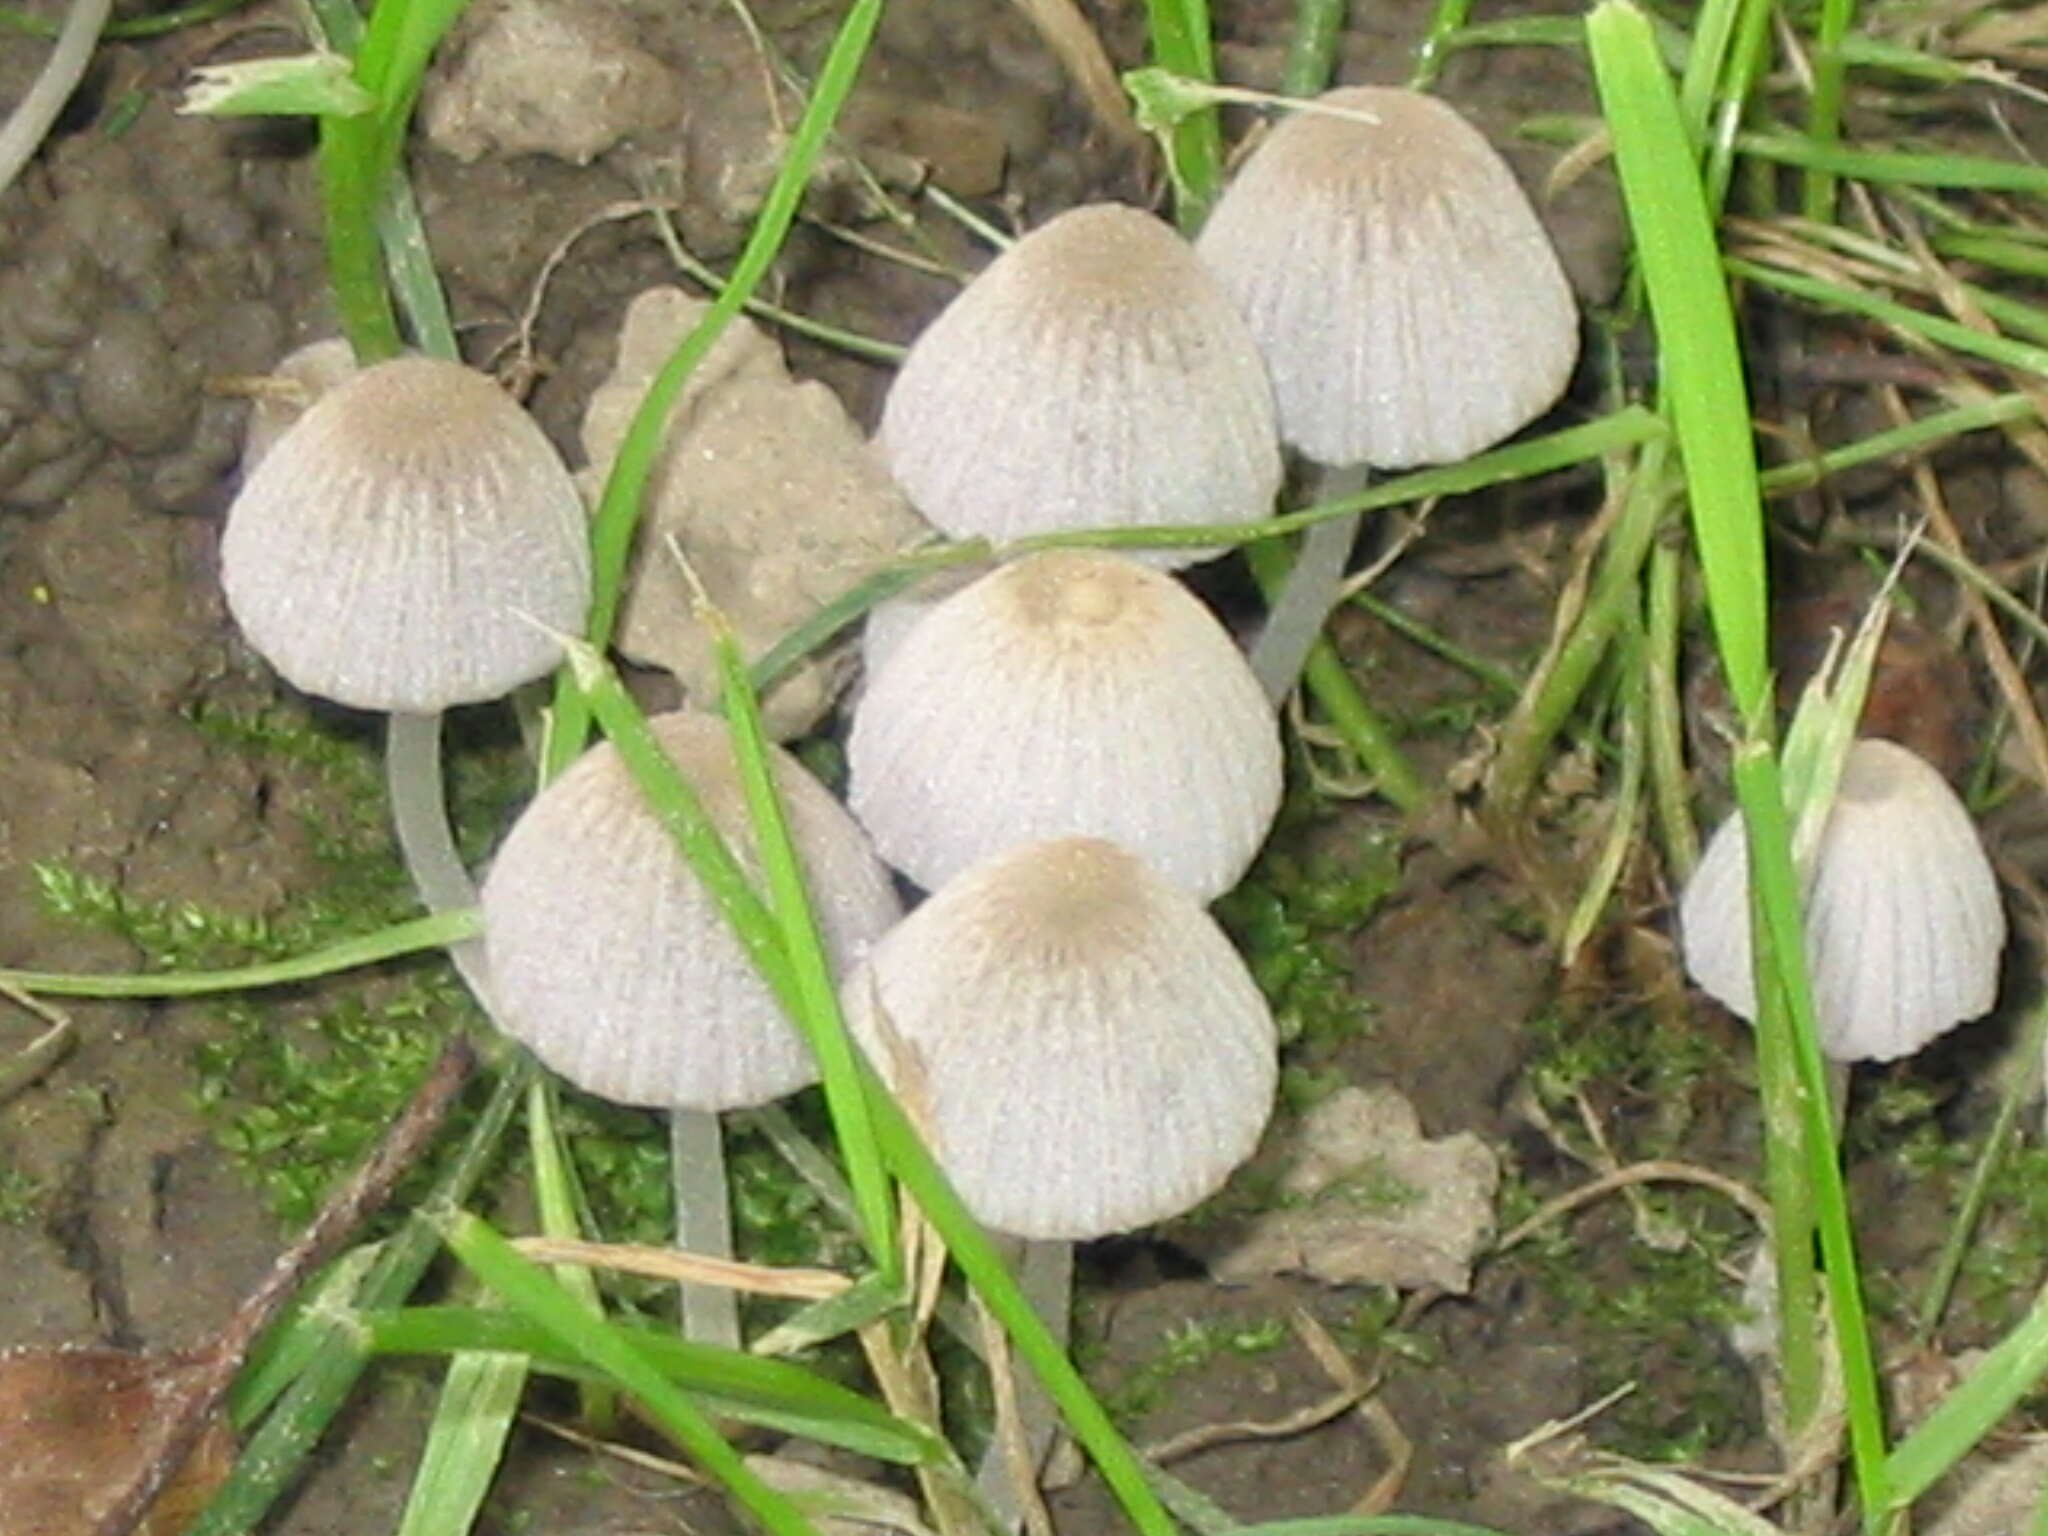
[1493,1158,1775,1253]
[89,1035,477,1536]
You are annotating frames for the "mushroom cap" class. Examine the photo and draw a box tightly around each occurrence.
[1194,86,1579,469]
[482,711,903,1110]
[1680,737,2005,1062]
[221,354,592,712]
[846,550,1283,900]
[843,836,1277,1239]
[877,202,1282,567]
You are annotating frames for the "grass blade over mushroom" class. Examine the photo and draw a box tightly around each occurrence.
[1586,0,1889,1517]
[561,613,1179,1536]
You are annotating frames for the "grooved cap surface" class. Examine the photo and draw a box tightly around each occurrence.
[1195,87,1578,468]
[879,203,1281,565]
[844,837,1277,1238]
[1680,738,2005,1061]
[483,712,902,1109]
[848,550,1282,899]
[221,355,592,711]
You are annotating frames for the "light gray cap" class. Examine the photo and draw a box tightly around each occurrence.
[878,203,1281,566]
[847,550,1283,900]
[221,354,592,712]
[1195,86,1579,469]
[1680,737,2005,1062]
[482,711,903,1110]
[843,836,1277,1239]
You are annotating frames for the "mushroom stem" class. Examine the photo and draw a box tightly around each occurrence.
[670,1105,742,1348]
[1247,465,1370,703]
[385,711,492,1003]
[976,1237,1072,1530]
[393,712,750,1346]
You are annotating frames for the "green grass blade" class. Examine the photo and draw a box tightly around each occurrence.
[1587,0,1767,726]
[391,1348,527,1536]
[439,1211,823,1536]
[1589,6,1891,1519]
[707,612,898,1284]
[545,0,883,778]
[1803,0,1856,218]
[189,1055,533,1535]
[0,909,481,997]
[1758,394,2039,498]
[1732,743,1889,1520]
[364,1305,936,1464]
[1728,256,2048,379]
[1142,0,1223,225]
[1885,1280,2048,1509]
[1737,131,2048,194]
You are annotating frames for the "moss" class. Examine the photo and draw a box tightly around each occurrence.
[0,1160,43,1226]
[1096,1313,1292,1425]
[1215,817,1400,1052]
[36,701,519,1224]
[1500,1172,1757,1459]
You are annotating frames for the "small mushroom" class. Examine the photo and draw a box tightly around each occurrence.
[843,836,1278,1240]
[878,202,1281,566]
[1680,737,2005,1062]
[1195,86,1580,700]
[220,353,591,714]
[481,710,902,1109]
[847,550,1283,900]
[1195,86,1578,470]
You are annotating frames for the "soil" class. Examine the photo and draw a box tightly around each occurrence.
[0,1,2035,1534]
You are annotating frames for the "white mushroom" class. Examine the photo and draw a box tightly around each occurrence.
[1680,737,2004,1062]
[878,202,1282,566]
[221,353,591,714]
[482,710,902,1109]
[1195,86,1580,701]
[843,836,1278,1240]
[1194,86,1578,470]
[847,550,1283,900]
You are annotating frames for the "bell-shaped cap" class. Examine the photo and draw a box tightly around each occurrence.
[1680,737,2005,1062]
[1195,86,1578,469]
[878,203,1281,566]
[221,354,592,712]
[847,550,1283,900]
[843,837,1277,1239]
[482,711,902,1109]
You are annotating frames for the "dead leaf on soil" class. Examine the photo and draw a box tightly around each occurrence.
[0,1345,234,1536]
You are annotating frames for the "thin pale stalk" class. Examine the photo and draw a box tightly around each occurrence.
[671,1106,741,1348]
[1248,465,1368,704]
[1245,538,1427,813]
[385,712,489,1000]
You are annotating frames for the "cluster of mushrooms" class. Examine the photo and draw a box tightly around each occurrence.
[220,79,2006,1291]
[216,84,1585,1258]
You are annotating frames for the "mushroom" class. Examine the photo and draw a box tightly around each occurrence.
[842,835,1277,1240]
[1679,737,2005,1063]
[846,549,1283,900]
[482,709,902,1340]
[877,202,1282,566]
[219,352,592,987]
[221,354,590,716]
[1193,86,1580,699]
